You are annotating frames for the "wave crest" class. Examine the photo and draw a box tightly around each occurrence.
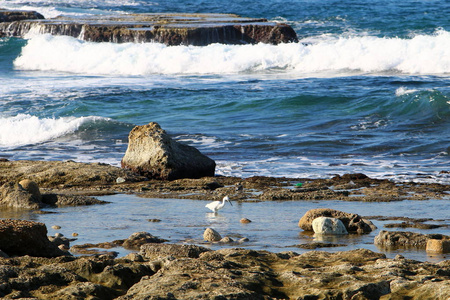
[13,30,450,76]
[0,114,110,147]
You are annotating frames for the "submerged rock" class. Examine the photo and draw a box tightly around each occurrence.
[121,122,216,180]
[0,10,298,45]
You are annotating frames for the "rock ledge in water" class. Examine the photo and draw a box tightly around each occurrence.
[0,9,298,45]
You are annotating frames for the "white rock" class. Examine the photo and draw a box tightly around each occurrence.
[312,217,348,235]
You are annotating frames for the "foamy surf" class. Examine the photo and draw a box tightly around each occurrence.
[13,30,450,76]
[0,114,110,147]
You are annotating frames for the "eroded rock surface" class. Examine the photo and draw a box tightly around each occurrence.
[299,208,377,234]
[0,219,67,257]
[0,10,298,45]
[121,122,216,180]
[374,230,449,250]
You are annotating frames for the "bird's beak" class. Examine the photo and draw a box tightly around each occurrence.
[229,200,233,206]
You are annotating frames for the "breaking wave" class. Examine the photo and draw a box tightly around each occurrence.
[0,114,110,147]
[14,30,450,76]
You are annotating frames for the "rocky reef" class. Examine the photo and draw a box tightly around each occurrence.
[0,240,449,299]
[0,8,298,45]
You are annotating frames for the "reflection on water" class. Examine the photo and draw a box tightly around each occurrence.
[1,194,449,262]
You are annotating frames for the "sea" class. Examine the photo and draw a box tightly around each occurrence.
[0,0,449,261]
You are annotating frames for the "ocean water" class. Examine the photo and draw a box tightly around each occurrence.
[0,0,449,183]
[0,0,449,260]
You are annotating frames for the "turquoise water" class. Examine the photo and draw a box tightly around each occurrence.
[0,0,449,260]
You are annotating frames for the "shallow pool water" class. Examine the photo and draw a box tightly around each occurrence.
[2,195,449,262]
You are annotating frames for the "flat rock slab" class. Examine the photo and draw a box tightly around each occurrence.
[0,9,298,45]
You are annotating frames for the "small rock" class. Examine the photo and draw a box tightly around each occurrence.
[220,237,234,243]
[58,244,70,251]
[240,218,252,224]
[52,225,61,230]
[238,237,249,243]
[426,239,450,253]
[54,232,63,237]
[203,228,222,242]
[72,232,79,237]
[125,253,144,262]
[122,232,167,250]
[312,217,348,235]
[116,177,126,183]
[148,219,161,222]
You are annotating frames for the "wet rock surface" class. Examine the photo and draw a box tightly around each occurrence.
[0,159,448,203]
[0,8,43,23]
[298,208,377,234]
[0,247,448,299]
[374,230,449,250]
[0,9,298,45]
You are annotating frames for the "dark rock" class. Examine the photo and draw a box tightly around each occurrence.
[0,8,44,23]
[122,232,167,250]
[0,219,68,257]
[0,11,298,45]
[121,122,216,180]
[298,208,377,234]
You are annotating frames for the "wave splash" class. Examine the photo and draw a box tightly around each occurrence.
[0,114,110,147]
[14,30,450,76]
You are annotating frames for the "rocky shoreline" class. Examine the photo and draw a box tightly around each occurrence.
[0,8,298,45]
[0,158,449,299]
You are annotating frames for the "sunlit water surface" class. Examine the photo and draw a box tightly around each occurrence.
[2,195,448,262]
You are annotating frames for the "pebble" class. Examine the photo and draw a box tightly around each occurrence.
[52,225,61,230]
[148,219,162,222]
[72,233,79,237]
[240,218,252,224]
[116,177,126,184]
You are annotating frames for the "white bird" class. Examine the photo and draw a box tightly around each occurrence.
[205,196,232,213]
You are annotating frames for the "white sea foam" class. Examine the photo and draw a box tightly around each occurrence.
[14,30,450,76]
[0,114,108,147]
[395,86,419,96]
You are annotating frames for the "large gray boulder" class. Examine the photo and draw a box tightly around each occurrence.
[0,219,68,257]
[121,122,216,180]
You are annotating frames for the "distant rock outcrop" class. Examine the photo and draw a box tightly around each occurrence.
[0,10,298,45]
[0,8,43,23]
[121,122,216,180]
[299,208,376,234]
